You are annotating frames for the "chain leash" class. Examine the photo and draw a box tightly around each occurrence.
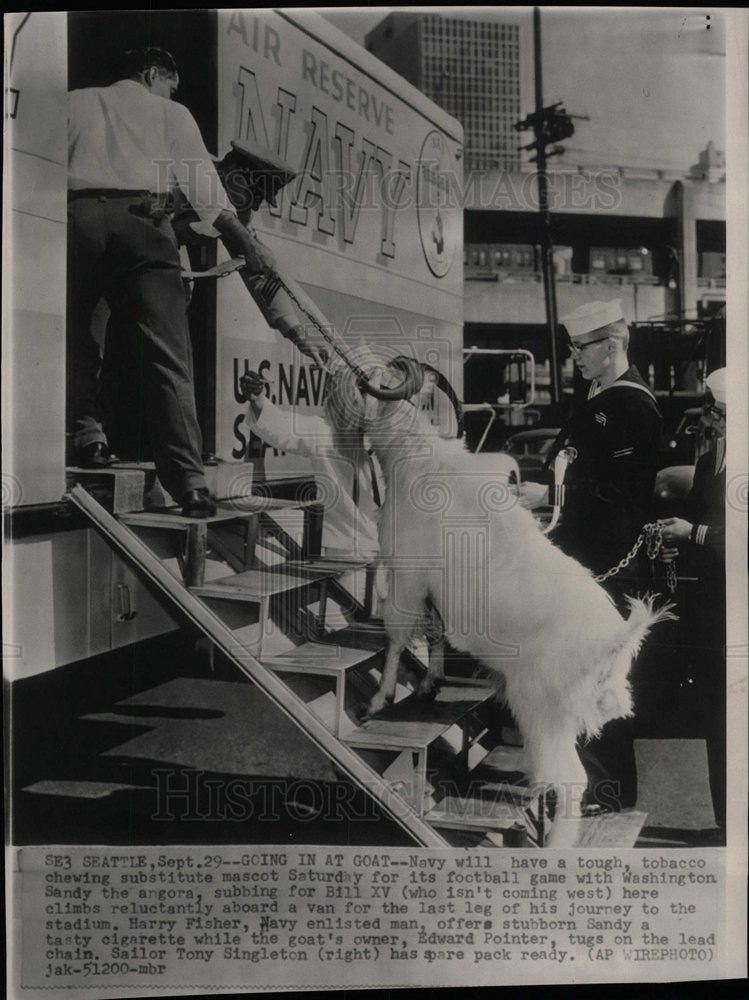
[272,273,354,372]
[192,248,379,381]
[594,522,677,593]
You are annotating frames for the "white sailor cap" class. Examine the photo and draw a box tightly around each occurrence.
[561,300,625,343]
[706,367,726,406]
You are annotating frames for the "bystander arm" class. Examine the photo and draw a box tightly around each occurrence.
[657,368,727,827]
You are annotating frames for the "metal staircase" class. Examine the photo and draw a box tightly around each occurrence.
[69,481,552,848]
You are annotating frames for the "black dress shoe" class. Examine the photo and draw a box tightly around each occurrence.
[75,441,116,468]
[181,487,217,518]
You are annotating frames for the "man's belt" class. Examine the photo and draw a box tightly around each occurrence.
[68,189,152,202]
[69,190,177,227]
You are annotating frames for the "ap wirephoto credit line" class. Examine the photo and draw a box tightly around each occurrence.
[3,7,747,996]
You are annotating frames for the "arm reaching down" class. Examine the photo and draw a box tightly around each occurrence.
[213,211,320,359]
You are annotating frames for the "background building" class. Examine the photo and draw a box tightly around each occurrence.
[364,9,726,437]
[366,11,530,171]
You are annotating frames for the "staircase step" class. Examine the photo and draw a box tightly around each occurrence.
[192,566,339,601]
[424,794,530,833]
[319,624,386,652]
[285,556,372,573]
[262,643,385,739]
[119,497,318,529]
[470,744,526,779]
[261,643,381,677]
[344,682,496,752]
[548,809,648,849]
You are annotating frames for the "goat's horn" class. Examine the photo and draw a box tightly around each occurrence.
[358,356,424,401]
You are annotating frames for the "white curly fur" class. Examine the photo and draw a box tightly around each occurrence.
[329,375,675,816]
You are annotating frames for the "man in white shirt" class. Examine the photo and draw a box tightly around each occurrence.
[67,47,309,517]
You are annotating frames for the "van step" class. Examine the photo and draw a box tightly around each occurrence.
[342,682,498,815]
[321,622,388,652]
[424,795,533,842]
[261,643,385,738]
[119,496,319,528]
[285,556,372,573]
[192,566,341,601]
[547,809,648,849]
[470,743,526,780]
[426,749,552,845]
[261,642,382,676]
[344,682,496,752]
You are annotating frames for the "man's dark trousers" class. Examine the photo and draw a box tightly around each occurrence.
[67,193,206,502]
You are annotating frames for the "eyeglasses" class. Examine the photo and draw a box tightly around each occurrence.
[568,336,609,356]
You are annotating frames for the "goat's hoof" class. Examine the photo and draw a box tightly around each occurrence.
[358,694,393,722]
[580,786,620,817]
[581,801,617,818]
[414,677,442,702]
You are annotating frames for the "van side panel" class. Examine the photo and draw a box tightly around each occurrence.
[214,11,464,469]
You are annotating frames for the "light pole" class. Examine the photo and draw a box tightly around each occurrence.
[532,6,563,409]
